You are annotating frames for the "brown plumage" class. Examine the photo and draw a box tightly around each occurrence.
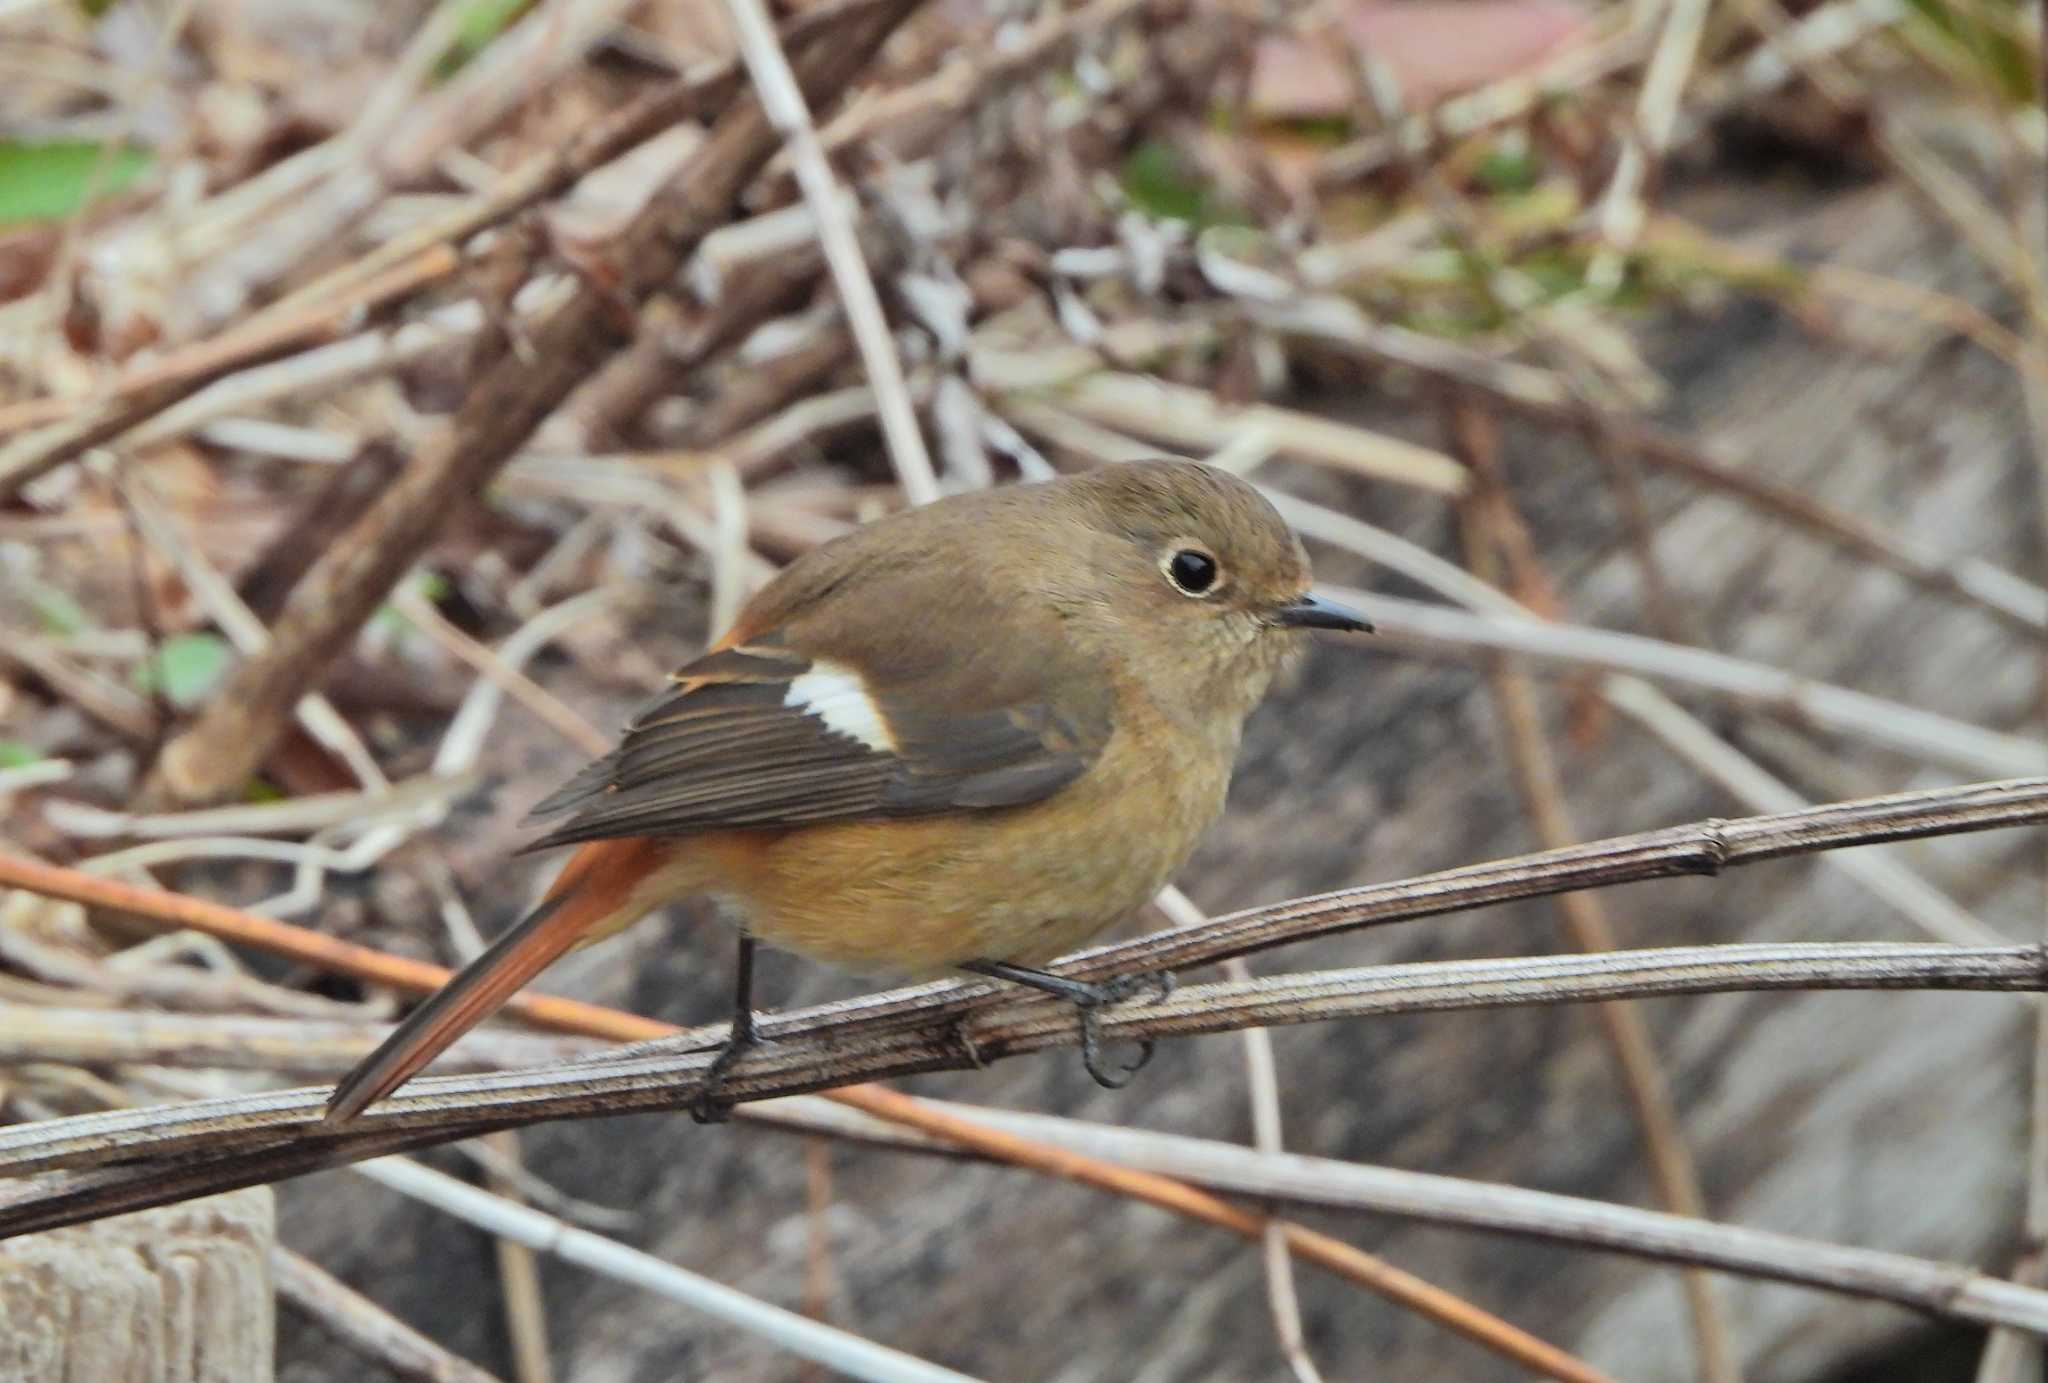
[325,460,1367,1121]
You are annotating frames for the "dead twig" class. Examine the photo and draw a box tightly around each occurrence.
[275,1246,508,1383]
[2,941,2047,1251]
[1448,395,1739,1383]
[1346,589,2044,780]
[722,0,940,503]
[0,1006,593,1075]
[353,1156,978,1383]
[1157,886,1327,1383]
[4,777,2042,1057]
[1255,299,2048,638]
[0,249,460,500]
[757,1093,2048,1336]
[134,0,929,812]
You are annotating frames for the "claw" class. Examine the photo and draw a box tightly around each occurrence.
[959,960,1178,1090]
[1077,1007,1153,1088]
[1073,968,1175,1089]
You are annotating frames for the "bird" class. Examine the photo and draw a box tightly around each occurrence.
[324,459,1369,1122]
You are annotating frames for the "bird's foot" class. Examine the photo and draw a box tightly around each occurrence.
[690,1016,769,1125]
[1072,969,1175,1088]
[960,960,1177,1089]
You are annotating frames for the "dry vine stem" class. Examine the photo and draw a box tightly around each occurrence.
[5,930,2048,1335]
[16,939,2031,1180]
[0,777,2040,1170]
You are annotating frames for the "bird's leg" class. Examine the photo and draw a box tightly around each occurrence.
[960,960,1176,1088]
[692,935,766,1124]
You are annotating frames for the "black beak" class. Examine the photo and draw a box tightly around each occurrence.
[1274,591,1372,633]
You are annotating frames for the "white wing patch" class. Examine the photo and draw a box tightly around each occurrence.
[783,659,896,753]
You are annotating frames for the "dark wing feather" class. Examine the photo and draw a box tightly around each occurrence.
[523,637,1109,850]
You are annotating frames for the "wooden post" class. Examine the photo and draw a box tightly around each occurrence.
[0,1187,275,1382]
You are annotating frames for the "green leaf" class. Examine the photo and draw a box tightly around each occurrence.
[437,0,534,77]
[1119,141,1248,231]
[1475,147,1539,195]
[134,633,234,709]
[29,585,93,635]
[1268,115,1354,146]
[1899,0,2036,103]
[0,140,151,227]
[0,742,41,770]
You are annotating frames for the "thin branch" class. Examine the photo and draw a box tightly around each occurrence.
[1233,973,1326,1383]
[0,941,2044,1207]
[390,588,609,758]
[1161,886,1326,1383]
[256,0,893,332]
[1587,0,1711,292]
[353,1157,980,1383]
[1345,588,2047,782]
[0,1006,596,1075]
[722,0,940,504]
[757,1095,2048,1337]
[1598,677,2000,950]
[1056,372,1469,495]
[1256,482,2000,949]
[119,472,389,791]
[1734,0,2048,332]
[1252,297,2048,637]
[820,1084,1615,1383]
[0,635,157,740]
[0,249,460,500]
[4,778,2042,1059]
[0,852,654,1038]
[799,0,1153,169]
[1448,397,1740,1383]
[1313,16,1648,184]
[276,1246,507,1383]
[1643,214,2048,392]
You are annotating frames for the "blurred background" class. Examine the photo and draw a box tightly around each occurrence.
[1,0,2045,1378]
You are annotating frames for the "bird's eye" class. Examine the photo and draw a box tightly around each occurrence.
[1165,548,1220,596]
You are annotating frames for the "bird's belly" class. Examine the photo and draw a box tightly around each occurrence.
[700,756,1227,975]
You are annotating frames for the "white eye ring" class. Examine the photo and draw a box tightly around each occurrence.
[1162,546,1221,597]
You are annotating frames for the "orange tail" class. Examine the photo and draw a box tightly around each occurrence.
[323,839,661,1122]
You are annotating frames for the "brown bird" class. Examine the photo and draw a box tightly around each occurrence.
[325,460,1368,1121]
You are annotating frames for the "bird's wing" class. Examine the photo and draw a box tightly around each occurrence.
[522,635,1112,849]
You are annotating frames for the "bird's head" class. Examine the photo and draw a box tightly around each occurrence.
[1059,459,1370,720]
